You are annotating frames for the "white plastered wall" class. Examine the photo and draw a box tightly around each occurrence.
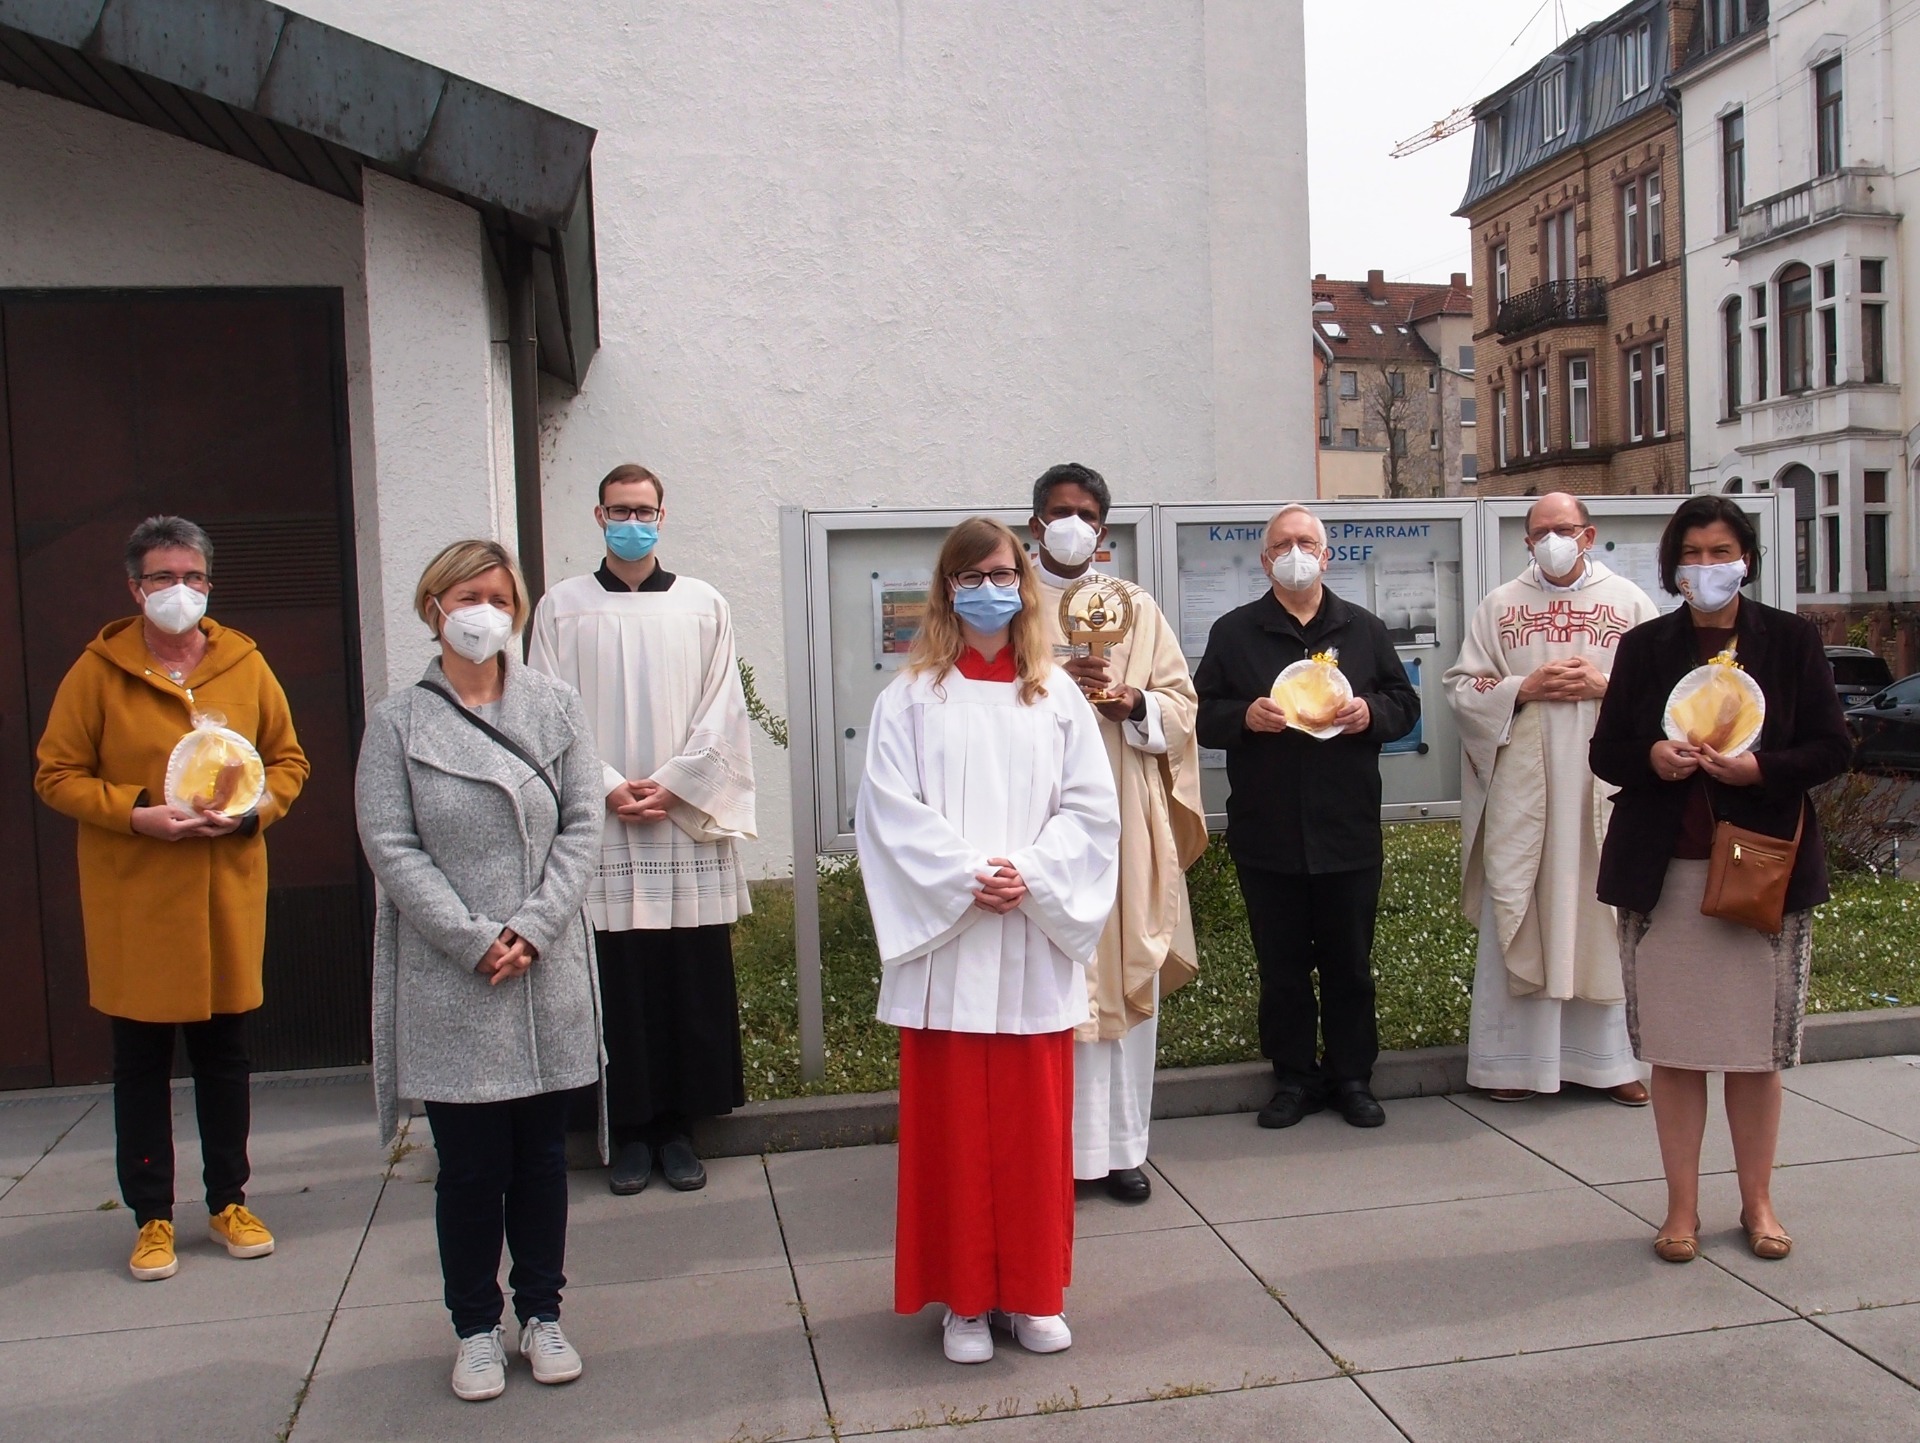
[280,0,1314,876]
[0,82,507,713]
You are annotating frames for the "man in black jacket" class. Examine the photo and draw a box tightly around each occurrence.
[1195,505,1420,1129]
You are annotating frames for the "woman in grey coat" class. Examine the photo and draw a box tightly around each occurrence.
[355,540,604,1403]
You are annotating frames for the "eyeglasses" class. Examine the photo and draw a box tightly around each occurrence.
[1261,541,1321,558]
[139,571,211,591]
[1527,525,1588,542]
[603,505,661,524]
[953,567,1021,590]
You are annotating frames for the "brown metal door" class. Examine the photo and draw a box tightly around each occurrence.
[2,290,368,1085]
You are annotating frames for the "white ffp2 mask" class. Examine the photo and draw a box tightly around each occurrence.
[437,601,514,664]
[1041,515,1100,568]
[144,583,209,635]
[1269,547,1322,593]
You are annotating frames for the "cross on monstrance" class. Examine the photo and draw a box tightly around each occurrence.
[1058,576,1137,705]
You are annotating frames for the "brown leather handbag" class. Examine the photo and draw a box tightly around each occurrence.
[1701,801,1803,935]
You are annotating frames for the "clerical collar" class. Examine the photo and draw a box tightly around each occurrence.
[595,560,677,593]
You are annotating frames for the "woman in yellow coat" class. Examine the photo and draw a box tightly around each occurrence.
[35,516,308,1282]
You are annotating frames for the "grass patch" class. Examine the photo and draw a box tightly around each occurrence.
[733,822,1918,1102]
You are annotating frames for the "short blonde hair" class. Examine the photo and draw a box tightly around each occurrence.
[413,540,532,637]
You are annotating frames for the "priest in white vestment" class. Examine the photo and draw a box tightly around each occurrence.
[526,464,757,1195]
[1025,464,1205,1203]
[857,517,1118,1367]
[1442,493,1657,1102]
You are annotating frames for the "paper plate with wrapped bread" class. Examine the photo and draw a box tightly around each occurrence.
[1271,650,1352,741]
[1663,648,1765,758]
[165,714,266,818]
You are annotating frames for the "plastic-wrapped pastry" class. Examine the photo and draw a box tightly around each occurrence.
[1663,647,1766,757]
[164,712,266,818]
[1270,650,1353,741]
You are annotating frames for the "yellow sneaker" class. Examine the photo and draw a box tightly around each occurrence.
[207,1203,275,1259]
[130,1219,178,1281]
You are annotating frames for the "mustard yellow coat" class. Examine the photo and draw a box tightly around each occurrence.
[34,618,310,1023]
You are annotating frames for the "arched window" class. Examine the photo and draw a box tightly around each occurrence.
[1782,463,1816,591]
[1722,297,1743,416]
[1723,477,1745,493]
[1780,264,1813,394]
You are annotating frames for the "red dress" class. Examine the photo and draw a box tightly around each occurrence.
[892,645,1077,1318]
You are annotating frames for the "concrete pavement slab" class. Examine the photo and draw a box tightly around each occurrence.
[851,1376,1404,1441]
[1221,1185,1790,1373]
[1818,1302,1920,1386]
[0,1176,381,1343]
[1148,1097,1578,1225]
[1604,1153,1920,1315]
[1783,1055,1920,1143]
[0,1308,330,1443]
[798,1224,1336,1436]
[295,1269,828,1443]
[0,1092,131,1216]
[1357,1320,1920,1442]
[1453,1079,1916,1186]
[1070,1163,1204,1239]
[765,1141,897,1265]
[0,1095,95,1202]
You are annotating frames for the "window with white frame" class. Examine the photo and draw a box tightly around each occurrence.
[1483,113,1504,181]
[1567,356,1591,448]
[1815,59,1843,178]
[1621,22,1651,100]
[1533,363,1550,453]
[1751,284,1769,401]
[1493,244,1510,305]
[1721,111,1745,234]
[1623,180,1641,275]
[1862,259,1888,384]
[1646,172,1664,264]
[1651,341,1668,436]
[1627,348,1646,441]
[1818,263,1838,387]
[1541,68,1568,142]
[1520,370,1535,457]
[1722,297,1743,417]
[1496,389,1510,466]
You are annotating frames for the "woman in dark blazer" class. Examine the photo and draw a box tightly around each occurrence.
[1591,495,1849,1265]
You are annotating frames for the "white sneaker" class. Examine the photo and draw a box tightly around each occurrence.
[941,1309,993,1364]
[451,1327,507,1401]
[518,1317,583,1384]
[993,1310,1073,1353]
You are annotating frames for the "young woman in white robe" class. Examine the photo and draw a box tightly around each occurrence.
[856,517,1119,1366]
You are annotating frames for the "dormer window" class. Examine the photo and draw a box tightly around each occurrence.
[1483,113,1504,181]
[1541,67,1568,141]
[1621,21,1651,99]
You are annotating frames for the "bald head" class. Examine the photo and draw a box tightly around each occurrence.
[1525,492,1591,537]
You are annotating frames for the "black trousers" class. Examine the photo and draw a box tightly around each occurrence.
[111,1013,251,1225]
[424,1091,570,1338]
[594,925,746,1142]
[1235,863,1383,1089]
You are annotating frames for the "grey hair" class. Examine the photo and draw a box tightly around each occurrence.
[125,515,214,579]
[1265,503,1327,548]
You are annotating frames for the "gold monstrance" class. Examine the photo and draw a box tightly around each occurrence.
[1058,576,1137,705]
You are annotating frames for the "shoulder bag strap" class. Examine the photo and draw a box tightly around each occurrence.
[413,680,562,814]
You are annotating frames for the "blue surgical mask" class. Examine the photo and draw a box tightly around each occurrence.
[605,520,658,562]
[952,581,1024,632]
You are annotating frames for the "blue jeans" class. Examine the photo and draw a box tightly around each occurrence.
[424,1091,570,1337]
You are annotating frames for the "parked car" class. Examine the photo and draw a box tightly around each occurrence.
[1847,671,1920,773]
[1828,646,1894,710]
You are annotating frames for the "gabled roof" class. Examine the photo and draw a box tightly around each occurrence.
[1312,272,1471,366]
[0,0,598,386]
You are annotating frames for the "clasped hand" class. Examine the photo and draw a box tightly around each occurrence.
[1648,738,1761,787]
[476,927,538,985]
[131,803,243,841]
[973,858,1027,915]
[1062,655,1138,723]
[1245,696,1370,736]
[1518,657,1607,704]
[609,778,679,824]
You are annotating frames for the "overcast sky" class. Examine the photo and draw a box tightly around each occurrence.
[1304,0,1627,285]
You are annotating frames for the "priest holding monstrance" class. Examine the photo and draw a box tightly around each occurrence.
[1027,464,1207,1203]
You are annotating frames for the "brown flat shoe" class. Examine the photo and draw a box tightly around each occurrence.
[1740,1213,1793,1260]
[1653,1217,1700,1263]
[1607,1081,1650,1107]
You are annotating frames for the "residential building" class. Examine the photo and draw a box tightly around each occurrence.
[1674,0,1916,660]
[1312,270,1477,497]
[0,0,1310,1086]
[1458,0,1690,498]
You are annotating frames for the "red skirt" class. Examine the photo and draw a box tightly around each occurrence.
[894,1027,1075,1317]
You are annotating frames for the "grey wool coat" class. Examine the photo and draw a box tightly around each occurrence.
[356,654,605,1151]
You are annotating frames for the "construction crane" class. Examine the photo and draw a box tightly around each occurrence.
[1390,105,1475,159]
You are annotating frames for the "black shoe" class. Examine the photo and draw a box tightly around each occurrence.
[659,1135,707,1192]
[608,1140,652,1195]
[1257,1086,1325,1130]
[1104,1167,1151,1203]
[1330,1081,1385,1128]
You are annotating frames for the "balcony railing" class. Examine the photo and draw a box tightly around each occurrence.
[1495,278,1607,340]
[1738,168,1891,249]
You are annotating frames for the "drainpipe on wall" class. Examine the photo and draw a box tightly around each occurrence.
[505,235,546,605]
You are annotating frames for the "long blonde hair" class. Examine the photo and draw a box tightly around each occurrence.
[908,517,1052,704]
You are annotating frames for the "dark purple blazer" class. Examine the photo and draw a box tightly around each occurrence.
[1590,598,1851,916]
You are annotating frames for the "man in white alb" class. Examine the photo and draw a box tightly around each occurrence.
[1443,492,1656,1104]
[1027,464,1206,1201]
[527,464,757,1193]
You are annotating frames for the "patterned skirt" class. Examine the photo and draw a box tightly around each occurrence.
[1618,859,1812,1072]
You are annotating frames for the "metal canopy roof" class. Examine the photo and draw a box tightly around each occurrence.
[0,0,599,387]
